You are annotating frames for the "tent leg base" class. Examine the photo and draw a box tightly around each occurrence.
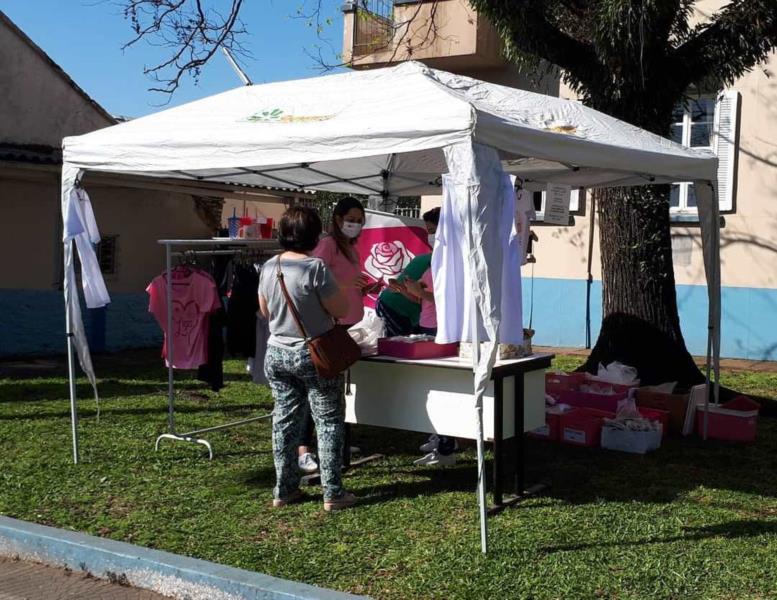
[301,453,384,487]
[155,433,213,460]
[487,482,548,516]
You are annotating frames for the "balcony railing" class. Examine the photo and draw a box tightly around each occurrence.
[352,0,395,56]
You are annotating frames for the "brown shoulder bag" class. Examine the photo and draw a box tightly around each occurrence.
[276,257,362,378]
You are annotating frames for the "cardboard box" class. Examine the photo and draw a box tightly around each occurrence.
[635,389,689,436]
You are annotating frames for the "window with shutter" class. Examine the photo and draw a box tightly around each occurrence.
[669,91,740,218]
[713,90,740,213]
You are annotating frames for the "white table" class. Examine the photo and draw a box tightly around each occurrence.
[345,352,553,507]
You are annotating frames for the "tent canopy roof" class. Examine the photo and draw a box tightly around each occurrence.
[63,61,717,195]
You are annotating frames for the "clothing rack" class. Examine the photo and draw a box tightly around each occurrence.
[156,238,280,458]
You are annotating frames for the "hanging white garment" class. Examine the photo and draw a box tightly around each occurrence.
[63,185,111,309]
[433,171,523,345]
[514,187,536,266]
[61,166,104,400]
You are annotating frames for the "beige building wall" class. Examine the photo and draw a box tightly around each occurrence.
[538,50,777,290]
[0,165,214,294]
[0,13,113,146]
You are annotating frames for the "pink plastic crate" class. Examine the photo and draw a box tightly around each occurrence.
[528,413,561,441]
[558,389,629,413]
[696,396,760,442]
[559,408,614,447]
[545,372,587,399]
[377,338,459,360]
[638,407,670,438]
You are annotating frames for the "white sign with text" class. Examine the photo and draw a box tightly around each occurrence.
[543,183,572,225]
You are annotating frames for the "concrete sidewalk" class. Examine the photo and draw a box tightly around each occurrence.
[0,557,167,600]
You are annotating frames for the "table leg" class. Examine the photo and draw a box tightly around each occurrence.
[514,372,525,496]
[493,376,504,506]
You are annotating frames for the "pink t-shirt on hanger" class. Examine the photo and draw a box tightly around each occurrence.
[312,235,364,326]
[146,269,221,369]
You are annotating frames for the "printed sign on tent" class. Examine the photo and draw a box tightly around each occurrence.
[356,210,430,309]
[544,183,572,225]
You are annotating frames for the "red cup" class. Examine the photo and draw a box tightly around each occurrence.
[260,217,273,239]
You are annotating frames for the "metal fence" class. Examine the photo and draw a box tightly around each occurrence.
[353,0,395,56]
[394,206,421,219]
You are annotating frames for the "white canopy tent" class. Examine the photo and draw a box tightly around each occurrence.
[61,61,721,553]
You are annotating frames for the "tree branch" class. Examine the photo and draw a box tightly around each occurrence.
[673,0,777,90]
[469,0,606,91]
[119,0,247,95]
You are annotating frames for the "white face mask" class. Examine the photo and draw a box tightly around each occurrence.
[427,234,436,247]
[341,221,363,239]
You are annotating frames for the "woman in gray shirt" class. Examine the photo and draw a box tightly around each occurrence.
[259,206,356,511]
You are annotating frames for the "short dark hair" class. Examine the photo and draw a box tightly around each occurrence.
[422,207,441,226]
[279,206,322,252]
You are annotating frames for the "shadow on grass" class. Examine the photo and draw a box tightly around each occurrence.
[520,427,777,507]
[540,519,777,553]
[0,404,271,422]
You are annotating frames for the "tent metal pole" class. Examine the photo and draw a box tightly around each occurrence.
[585,193,596,349]
[166,242,176,434]
[65,239,79,465]
[466,206,488,555]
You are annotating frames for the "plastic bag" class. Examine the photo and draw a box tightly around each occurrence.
[596,361,639,386]
[348,309,385,355]
[615,392,642,420]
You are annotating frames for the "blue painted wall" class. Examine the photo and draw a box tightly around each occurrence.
[2,281,776,360]
[523,277,777,361]
[0,290,161,358]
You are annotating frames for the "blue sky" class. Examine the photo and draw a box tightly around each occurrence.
[0,0,344,118]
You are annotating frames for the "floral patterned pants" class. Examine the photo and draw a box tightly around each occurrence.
[264,344,345,501]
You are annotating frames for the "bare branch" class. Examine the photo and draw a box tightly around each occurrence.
[118,0,247,95]
[672,0,777,91]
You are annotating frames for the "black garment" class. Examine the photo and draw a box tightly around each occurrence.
[227,264,259,357]
[376,297,414,337]
[187,264,226,392]
[197,305,226,392]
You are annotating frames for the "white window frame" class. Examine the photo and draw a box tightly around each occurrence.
[670,95,716,215]
[670,90,740,219]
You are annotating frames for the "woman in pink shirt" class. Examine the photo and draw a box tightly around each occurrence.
[312,197,369,328]
[295,197,369,474]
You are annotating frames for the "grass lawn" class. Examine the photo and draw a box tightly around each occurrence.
[1,350,777,599]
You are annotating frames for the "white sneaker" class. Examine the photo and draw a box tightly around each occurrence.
[419,435,439,453]
[298,452,319,474]
[413,450,456,467]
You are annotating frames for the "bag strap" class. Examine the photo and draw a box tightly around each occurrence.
[276,257,310,341]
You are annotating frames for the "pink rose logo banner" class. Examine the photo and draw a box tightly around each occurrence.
[357,210,430,309]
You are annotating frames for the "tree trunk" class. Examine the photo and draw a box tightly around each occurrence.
[581,185,705,387]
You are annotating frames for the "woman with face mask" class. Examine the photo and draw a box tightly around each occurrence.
[312,196,369,328]
[295,197,369,474]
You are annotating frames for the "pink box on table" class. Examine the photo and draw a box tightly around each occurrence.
[696,396,760,442]
[377,337,459,360]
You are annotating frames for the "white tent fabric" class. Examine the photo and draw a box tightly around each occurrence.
[61,60,721,552]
